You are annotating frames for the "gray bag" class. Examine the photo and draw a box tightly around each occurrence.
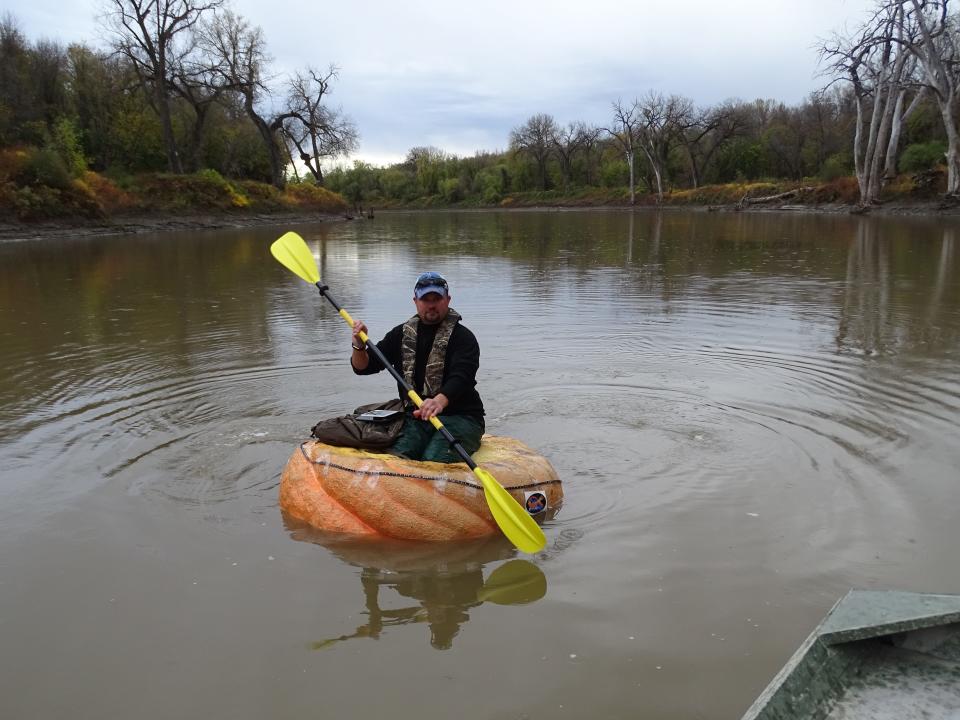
[310,398,405,450]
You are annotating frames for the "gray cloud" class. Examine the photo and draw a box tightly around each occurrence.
[7,0,876,166]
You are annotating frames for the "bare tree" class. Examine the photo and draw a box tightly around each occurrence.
[680,102,747,188]
[198,9,291,187]
[102,0,223,173]
[904,0,960,194]
[821,1,924,203]
[883,70,926,177]
[551,121,592,187]
[282,65,358,185]
[578,124,603,186]
[604,99,642,204]
[762,105,809,180]
[170,33,224,171]
[635,92,694,202]
[510,113,557,190]
[803,90,846,172]
[752,98,777,128]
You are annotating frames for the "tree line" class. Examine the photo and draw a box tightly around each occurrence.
[328,0,958,209]
[3,0,959,212]
[325,87,943,210]
[0,0,356,190]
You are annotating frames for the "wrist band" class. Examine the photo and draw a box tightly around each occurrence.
[351,343,365,351]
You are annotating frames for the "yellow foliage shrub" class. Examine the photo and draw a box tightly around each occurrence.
[0,148,29,182]
[282,183,347,212]
[81,171,136,212]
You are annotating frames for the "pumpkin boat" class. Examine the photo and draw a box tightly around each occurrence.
[279,435,563,542]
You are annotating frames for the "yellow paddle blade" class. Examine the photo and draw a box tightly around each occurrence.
[270,231,320,284]
[474,468,547,554]
[477,559,547,605]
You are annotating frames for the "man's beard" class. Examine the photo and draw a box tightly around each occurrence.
[419,308,445,324]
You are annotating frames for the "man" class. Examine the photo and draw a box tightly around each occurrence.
[350,271,485,463]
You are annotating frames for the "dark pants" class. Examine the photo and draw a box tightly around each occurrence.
[389,412,484,463]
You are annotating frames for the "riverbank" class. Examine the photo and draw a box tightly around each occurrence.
[0,210,349,243]
[5,172,960,243]
[367,171,960,217]
[375,179,960,219]
[0,164,350,242]
[5,199,960,244]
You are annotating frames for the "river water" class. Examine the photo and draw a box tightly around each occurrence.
[1,209,958,719]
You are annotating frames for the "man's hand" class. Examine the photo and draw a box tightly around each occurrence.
[350,320,371,370]
[414,393,448,420]
[351,320,368,351]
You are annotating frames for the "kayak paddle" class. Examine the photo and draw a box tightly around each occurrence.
[270,231,547,554]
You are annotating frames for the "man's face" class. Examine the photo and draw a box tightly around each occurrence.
[414,292,451,325]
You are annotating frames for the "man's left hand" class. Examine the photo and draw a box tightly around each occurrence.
[414,394,448,420]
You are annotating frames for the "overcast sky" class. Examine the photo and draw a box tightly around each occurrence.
[7,0,876,167]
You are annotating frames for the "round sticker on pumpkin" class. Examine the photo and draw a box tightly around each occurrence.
[524,490,547,515]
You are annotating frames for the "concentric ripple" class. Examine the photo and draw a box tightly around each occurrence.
[1,213,959,578]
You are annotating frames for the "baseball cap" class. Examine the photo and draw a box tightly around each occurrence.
[414,271,449,299]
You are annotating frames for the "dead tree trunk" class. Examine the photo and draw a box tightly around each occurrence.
[884,85,924,178]
[909,0,960,195]
[606,100,641,205]
[822,2,919,205]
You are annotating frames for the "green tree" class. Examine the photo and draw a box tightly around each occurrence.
[0,15,31,143]
[900,141,946,172]
[712,138,764,182]
[474,164,508,203]
[405,146,446,196]
[379,166,416,201]
[66,45,120,170]
[438,176,462,203]
[50,117,86,176]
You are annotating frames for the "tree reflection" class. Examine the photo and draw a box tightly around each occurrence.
[836,219,959,357]
[928,228,956,326]
[837,220,892,356]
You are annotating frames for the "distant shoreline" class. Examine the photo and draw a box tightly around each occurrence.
[5,199,960,244]
[0,211,346,244]
[377,200,960,217]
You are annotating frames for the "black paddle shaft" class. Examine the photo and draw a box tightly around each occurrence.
[315,282,477,470]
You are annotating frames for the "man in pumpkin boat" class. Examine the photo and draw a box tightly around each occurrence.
[349,271,485,463]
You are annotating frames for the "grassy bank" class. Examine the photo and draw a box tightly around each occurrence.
[0,148,347,223]
[2,141,953,225]
[497,173,945,210]
[365,169,948,212]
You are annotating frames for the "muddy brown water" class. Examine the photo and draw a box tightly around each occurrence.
[1,210,959,719]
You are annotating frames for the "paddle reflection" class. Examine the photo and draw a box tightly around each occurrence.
[285,520,548,650]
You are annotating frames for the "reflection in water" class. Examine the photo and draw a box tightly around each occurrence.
[929,228,956,327]
[837,221,891,356]
[836,221,959,357]
[286,520,547,650]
